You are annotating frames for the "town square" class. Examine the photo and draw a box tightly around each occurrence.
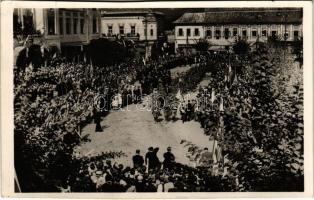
[12,7,304,192]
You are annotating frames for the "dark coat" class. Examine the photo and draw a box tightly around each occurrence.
[163,152,175,169]
[132,155,144,168]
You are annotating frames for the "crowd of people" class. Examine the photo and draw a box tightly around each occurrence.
[185,52,240,134]
[151,52,239,128]
[66,146,233,192]
[14,36,303,192]
[14,41,246,192]
[14,52,199,136]
[13,43,209,192]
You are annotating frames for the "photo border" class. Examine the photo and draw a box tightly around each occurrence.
[1,1,313,198]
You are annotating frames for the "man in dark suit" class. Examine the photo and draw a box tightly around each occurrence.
[187,100,193,121]
[145,147,154,169]
[94,108,102,132]
[163,147,175,170]
[132,149,144,169]
[145,147,161,171]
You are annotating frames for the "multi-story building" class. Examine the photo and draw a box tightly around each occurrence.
[101,9,165,58]
[173,8,303,53]
[13,8,101,61]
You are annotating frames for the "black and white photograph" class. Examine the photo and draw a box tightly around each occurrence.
[1,1,313,196]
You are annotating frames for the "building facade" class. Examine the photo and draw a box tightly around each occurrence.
[173,8,303,52]
[101,9,165,58]
[14,8,102,60]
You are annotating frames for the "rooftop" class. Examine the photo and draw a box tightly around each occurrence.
[173,8,302,25]
[101,9,164,17]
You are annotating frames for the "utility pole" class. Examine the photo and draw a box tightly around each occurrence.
[283,13,288,62]
[145,13,148,60]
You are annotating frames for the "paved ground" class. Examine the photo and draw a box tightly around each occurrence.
[170,64,196,79]
[76,67,214,167]
[76,98,213,167]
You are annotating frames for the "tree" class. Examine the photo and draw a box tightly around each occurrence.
[222,44,303,191]
[195,39,212,54]
[88,38,129,66]
[267,34,281,49]
[232,37,249,56]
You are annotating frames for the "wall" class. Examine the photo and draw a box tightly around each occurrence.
[174,23,303,51]
[16,8,102,49]
[101,15,158,41]
[174,25,204,51]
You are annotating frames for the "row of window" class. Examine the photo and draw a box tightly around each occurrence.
[178,28,200,37]
[177,27,300,39]
[107,25,154,36]
[47,10,98,35]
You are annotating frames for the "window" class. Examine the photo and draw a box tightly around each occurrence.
[224,28,230,39]
[271,31,277,37]
[92,17,97,33]
[119,25,124,35]
[206,29,212,38]
[22,9,34,35]
[242,29,247,37]
[233,28,238,37]
[66,17,71,34]
[215,29,221,39]
[194,28,199,36]
[131,25,135,35]
[13,11,20,35]
[178,28,183,36]
[150,29,153,36]
[108,25,113,35]
[252,30,257,37]
[59,15,63,35]
[80,19,84,34]
[73,14,78,34]
[187,28,191,37]
[262,30,267,37]
[294,30,299,38]
[47,9,55,35]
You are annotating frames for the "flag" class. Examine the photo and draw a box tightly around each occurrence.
[25,47,29,58]
[40,45,45,57]
[176,89,183,102]
[233,73,238,85]
[28,62,33,71]
[211,90,215,104]
[142,57,146,66]
[219,98,224,112]
[90,60,93,79]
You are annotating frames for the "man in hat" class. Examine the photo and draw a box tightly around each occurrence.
[132,149,144,169]
[163,147,175,170]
